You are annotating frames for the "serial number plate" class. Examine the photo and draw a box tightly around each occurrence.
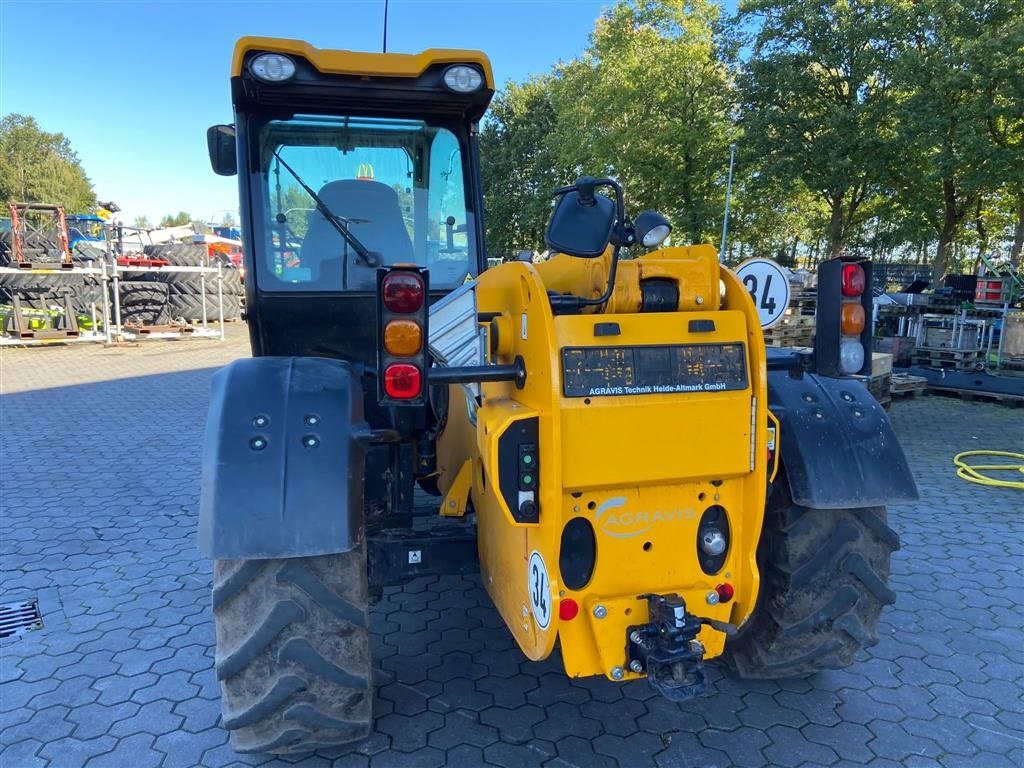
[562,343,748,398]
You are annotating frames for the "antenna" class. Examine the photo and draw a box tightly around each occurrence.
[382,0,389,53]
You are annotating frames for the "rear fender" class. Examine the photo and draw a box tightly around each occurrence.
[767,370,918,509]
[198,356,368,559]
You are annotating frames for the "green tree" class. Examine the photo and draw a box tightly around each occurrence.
[979,9,1024,269]
[133,215,151,229]
[480,75,569,257]
[554,0,735,244]
[220,212,237,227]
[159,211,192,227]
[889,0,1017,277]
[278,185,313,238]
[0,114,96,212]
[737,0,901,259]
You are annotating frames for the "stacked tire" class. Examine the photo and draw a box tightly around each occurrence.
[118,243,245,324]
[0,269,103,318]
[0,230,66,267]
[118,281,170,325]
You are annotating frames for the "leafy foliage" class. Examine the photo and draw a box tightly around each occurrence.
[159,211,192,227]
[0,114,96,213]
[480,0,1023,275]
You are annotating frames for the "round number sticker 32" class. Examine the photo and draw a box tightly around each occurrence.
[734,258,792,329]
[527,551,551,629]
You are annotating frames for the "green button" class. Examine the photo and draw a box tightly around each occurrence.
[522,474,534,485]
[522,454,533,465]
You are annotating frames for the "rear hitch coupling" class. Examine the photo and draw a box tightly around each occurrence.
[626,593,711,702]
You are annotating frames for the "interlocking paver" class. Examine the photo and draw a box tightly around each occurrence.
[2,327,1022,767]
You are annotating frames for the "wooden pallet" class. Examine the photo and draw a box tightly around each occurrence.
[764,334,816,348]
[912,347,983,371]
[764,316,815,347]
[125,323,195,336]
[926,384,1024,407]
[789,290,817,317]
[890,373,927,399]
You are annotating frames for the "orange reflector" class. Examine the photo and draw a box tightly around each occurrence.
[841,302,865,335]
[558,598,579,621]
[384,320,422,356]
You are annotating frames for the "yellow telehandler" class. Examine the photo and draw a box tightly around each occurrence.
[200,38,917,753]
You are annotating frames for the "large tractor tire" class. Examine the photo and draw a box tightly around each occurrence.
[168,293,241,321]
[144,242,208,266]
[212,550,372,754]
[724,475,900,678]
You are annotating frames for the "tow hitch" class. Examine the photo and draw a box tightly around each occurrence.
[626,593,735,702]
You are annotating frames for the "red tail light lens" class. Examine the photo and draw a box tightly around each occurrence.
[841,264,865,297]
[715,583,734,603]
[383,363,422,399]
[558,598,579,621]
[382,272,425,313]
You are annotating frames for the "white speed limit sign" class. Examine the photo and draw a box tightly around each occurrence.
[734,258,791,329]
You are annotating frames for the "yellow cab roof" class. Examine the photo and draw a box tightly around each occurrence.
[231,37,494,90]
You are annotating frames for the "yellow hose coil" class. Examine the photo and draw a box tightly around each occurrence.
[952,451,1024,489]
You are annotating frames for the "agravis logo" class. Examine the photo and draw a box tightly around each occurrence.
[594,497,696,538]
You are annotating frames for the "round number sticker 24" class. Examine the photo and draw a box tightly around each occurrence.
[527,551,551,629]
[734,258,792,329]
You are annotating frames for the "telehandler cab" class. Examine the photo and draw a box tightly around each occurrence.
[201,37,918,754]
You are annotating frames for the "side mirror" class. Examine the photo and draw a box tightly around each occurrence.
[207,125,237,176]
[545,178,616,258]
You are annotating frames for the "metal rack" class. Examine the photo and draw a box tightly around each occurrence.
[110,263,226,341]
[0,265,107,346]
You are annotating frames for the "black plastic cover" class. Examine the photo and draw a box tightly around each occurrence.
[559,517,596,591]
[198,356,368,559]
[498,417,540,524]
[545,190,616,258]
[767,369,918,509]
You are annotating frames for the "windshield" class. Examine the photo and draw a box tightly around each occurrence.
[255,115,477,291]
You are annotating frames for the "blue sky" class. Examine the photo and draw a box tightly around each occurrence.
[0,0,613,225]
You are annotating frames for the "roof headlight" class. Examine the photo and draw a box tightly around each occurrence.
[443,65,483,93]
[249,53,296,83]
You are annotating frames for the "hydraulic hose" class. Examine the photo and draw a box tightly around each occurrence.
[952,451,1024,490]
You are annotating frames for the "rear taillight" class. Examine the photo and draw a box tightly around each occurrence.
[815,258,873,377]
[383,363,422,399]
[841,263,865,297]
[382,272,425,313]
[377,266,429,405]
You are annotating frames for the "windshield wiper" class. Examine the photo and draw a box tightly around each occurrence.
[272,151,379,267]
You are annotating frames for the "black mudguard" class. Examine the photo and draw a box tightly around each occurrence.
[199,356,368,559]
[767,370,918,509]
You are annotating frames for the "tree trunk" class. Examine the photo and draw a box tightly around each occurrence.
[682,153,698,243]
[934,178,961,279]
[827,197,845,259]
[973,197,988,273]
[1011,198,1024,272]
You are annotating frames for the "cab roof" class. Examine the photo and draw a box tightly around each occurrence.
[231,37,494,91]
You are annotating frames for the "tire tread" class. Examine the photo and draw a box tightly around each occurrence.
[725,476,899,679]
[213,552,371,754]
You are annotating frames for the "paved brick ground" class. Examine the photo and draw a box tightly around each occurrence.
[1,328,1022,767]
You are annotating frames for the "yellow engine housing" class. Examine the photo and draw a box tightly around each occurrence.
[435,245,771,680]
